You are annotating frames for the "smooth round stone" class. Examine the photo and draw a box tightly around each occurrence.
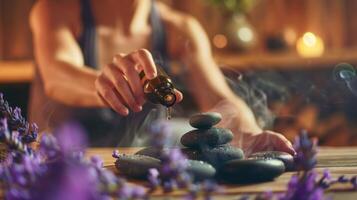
[180,128,233,148]
[181,148,203,160]
[135,147,202,161]
[135,146,163,159]
[220,159,285,183]
[189,112,222,129]
[186,160,216,181]
[201,145,244,168]
[115,154,161,179]
[248,151,295,171]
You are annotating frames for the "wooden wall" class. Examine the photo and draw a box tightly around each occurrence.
[0,0,357,60]
[171,0,357,52]
[0,0,34,60]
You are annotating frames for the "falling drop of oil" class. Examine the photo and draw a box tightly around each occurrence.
[166,107,172,120]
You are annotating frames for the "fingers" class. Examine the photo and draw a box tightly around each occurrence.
[241,131,296,156]
[96,49,181,116]
[130,49,157,79]
[95,76,129,116]
[174,89,183,103]
[265,131,296,155]
[113,54,145,105]
[103,63,142,113]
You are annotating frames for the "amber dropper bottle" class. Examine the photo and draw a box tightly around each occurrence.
[139,65,177,119]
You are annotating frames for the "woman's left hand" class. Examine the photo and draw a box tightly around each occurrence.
[234,130,296,157]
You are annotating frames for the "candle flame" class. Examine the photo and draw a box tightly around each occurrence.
[296,32,324,57]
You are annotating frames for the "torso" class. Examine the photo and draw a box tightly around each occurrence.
[55,0,186,69]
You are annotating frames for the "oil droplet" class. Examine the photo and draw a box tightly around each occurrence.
[166,107,172,120]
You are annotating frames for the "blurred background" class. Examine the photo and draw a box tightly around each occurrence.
[1,0,357,146]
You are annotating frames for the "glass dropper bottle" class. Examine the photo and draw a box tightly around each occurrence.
[139,65,177,119]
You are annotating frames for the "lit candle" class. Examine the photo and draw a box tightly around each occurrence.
[296,32,324,57]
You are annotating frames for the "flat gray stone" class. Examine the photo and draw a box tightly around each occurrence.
[135,146,163,159]
[189,112,222,129]
[115,154,161,179]
[180,128,233,148]
[220,159,285,183]
[135,147,202,160]
[187,160,216,181]
[249,151,295,171]
[181,148,203,160]
[201,145,244,168]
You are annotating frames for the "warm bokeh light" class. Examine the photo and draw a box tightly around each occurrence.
[296,32,324,57]
[237,26,254,43]
[213,34,228,49]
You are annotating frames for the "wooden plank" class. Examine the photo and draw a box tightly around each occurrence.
[2,46,357,83]
[0,60,34,83]
[214,49,357,70]
[86,147,357,196]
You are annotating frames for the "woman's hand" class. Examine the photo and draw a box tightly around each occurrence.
[95,49,183,116]
[211,100,295,156]
[236,130,296,157]
[229,119,296,156]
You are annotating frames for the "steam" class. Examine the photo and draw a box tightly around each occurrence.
[221,68,286,129]
[207,69,288,155]
[333,63,357,97]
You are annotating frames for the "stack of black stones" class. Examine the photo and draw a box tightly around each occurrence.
[114,112,295,183]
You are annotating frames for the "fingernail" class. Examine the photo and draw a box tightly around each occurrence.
[133,105,142,112]
[137,105,142,111]
[122,109,129,116]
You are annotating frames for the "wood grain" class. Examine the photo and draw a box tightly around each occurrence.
[86,146,357,196]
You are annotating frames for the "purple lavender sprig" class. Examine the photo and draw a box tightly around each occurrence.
[146,120,191,192]
[1,123,147,200]
[0,118,33,156]
[293,130,318,172]
[0,93,38,144]
[146,120,222,198]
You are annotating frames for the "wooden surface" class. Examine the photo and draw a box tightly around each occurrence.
[86,147,357,197]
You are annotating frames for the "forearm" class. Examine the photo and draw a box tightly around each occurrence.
[186,57,261,134]
[40,60,103,107]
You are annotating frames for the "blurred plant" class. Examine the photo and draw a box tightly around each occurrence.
[146,120,191,192]
[145,120,222,198]
[207,0,258,14]
[0,93,38,144]
[0,122,147,200]
[0,93,37,163]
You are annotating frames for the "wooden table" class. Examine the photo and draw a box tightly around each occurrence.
[86,147,357,199]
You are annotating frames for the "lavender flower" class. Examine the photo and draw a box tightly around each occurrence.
[185,180,222,200]
[54,122,88,156]
[351,176,357,190]
[0,118,33,156]
[293,130,318,172]
[337,175,349,183]
[1,123,147,200]
[148,120,173,149]
[146,120,192,192]
[0,93,38,144]
[147,168,160,190]
[112,150,120,159]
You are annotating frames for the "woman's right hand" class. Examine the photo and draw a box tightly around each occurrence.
[95,49,182,116]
